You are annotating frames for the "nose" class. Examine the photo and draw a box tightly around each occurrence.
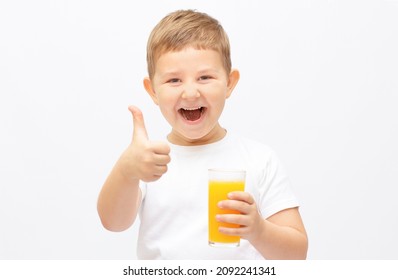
[181,82,200,99]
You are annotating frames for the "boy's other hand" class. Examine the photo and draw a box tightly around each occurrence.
[119,105,171,182]
[216,191,264,243]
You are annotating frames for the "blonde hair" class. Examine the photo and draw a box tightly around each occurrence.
[146,10,231,79]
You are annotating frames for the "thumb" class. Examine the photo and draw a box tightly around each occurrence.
[128,105,149,141]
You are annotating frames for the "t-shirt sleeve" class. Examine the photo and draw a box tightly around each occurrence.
[259,151,299,219]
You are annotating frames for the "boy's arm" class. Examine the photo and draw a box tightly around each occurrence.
[218,193,308,259]
[97,106,171,232]
[97,162,142,232]
[251,207,308,260]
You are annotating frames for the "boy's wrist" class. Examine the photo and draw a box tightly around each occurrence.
[115,158,140,186]
[247,218,267,248]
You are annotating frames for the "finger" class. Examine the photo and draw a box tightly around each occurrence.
[216,213,248,227]
[218,227,239,236]
[128,105,149,141]
[227,191,255,205]
[151,141,171,155]
[141,174,162,183]
[152,165,168,176]
[218,199,252,214]
[218,226,249,237]
[153,154,171,165]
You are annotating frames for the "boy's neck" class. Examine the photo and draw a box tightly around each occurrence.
[167,125,227,146]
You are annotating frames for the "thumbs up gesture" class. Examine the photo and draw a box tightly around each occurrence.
[119,106,171,182]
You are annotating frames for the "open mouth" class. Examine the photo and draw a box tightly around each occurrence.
[178,107,206,122]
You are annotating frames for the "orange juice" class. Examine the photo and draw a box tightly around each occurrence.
[208,180,245,246]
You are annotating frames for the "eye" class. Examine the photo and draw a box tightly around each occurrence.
[199,75,212,81]
[167,78,181,84]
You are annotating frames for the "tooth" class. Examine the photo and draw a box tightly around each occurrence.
[183,107,201,111]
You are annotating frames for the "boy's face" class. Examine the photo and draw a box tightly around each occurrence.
[144,47,239,146]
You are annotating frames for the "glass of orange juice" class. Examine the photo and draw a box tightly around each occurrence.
[208,169,246,247]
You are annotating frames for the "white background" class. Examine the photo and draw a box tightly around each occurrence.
[1,0,397,260]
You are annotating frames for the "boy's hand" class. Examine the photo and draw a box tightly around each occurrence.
[216,192,264,244]
[119,105,171,182]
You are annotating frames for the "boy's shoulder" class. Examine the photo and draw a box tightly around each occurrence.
[227,134,288,176]
[226,133,276,161]
[229,133,274,152]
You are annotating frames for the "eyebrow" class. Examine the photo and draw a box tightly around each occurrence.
[157,67,221,79]
[158,71,182,79]
[197,68,219,74]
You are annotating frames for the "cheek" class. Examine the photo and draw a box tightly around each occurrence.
[202,82,229,98]
[155,89,173,104]
[206,89,228,108]
[156,93,178,116]
[157,95,175,109]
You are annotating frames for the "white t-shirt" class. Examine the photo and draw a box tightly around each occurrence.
[137,133,299,259]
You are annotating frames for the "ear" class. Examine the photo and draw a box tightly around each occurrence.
[143,77,158,105]
[226,69,240,99]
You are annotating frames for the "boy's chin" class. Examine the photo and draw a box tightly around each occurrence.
[169,131,207,145]
[169,127,224,146]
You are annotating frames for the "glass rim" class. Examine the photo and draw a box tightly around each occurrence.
[208,168,246,174]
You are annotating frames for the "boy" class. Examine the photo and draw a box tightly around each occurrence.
[97,9,308,260]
